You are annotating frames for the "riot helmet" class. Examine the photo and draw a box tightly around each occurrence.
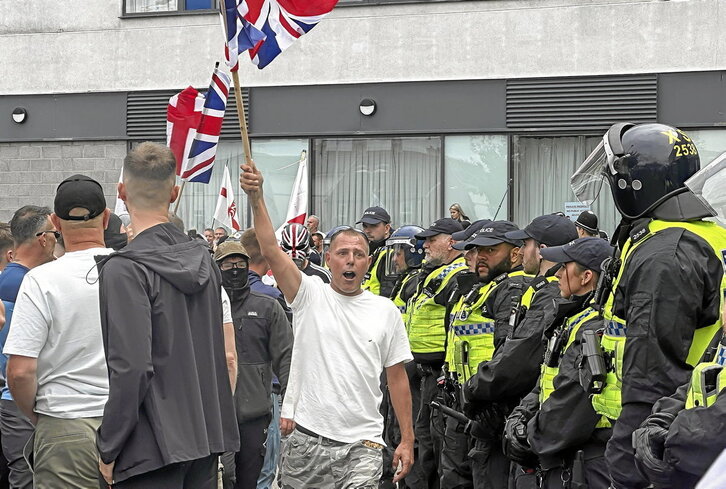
[384,225,425,277]
[280,223,310,270]
[571,123,700,220]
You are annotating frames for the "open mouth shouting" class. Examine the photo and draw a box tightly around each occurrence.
[343,271,357,280]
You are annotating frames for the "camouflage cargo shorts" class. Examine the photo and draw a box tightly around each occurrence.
[279,427,383,489]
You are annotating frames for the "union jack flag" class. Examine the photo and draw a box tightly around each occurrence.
[174,66,231,184]
[222,0,266,72]
[225,0,339,69]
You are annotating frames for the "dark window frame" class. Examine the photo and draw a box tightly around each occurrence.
[121,0,218,18]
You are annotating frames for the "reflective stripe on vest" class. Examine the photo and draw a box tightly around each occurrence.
[539,308,599,405]
[407,257,467,354]
[362,248,388,296]
[449,270,531,383]
[592,220,726,421]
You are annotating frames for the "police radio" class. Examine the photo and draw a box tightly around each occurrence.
[592,255,620,313]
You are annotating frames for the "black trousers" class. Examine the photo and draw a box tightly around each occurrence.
[109,454,218,489]
[606,403,651,489]
[234,415,271,489]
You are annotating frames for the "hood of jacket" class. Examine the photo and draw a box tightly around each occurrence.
[98,222,215,295]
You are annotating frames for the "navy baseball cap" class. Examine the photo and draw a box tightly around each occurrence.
[415,218,464,239]
[539,237,614,272]
[463,221,524,249]
[452,219,492,242]
[357,206,391,225]
[504,214,578,247]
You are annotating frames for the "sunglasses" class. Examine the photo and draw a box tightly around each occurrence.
[36,230,61,239]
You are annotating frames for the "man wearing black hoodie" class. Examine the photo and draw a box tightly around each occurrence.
[97,142,239,488]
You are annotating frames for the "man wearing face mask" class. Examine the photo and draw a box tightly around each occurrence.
[214,241,293,489]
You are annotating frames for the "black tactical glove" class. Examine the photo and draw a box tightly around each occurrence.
[502,409,538,468]
[632,412,676,487]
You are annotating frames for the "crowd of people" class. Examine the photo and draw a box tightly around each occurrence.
[0,122,723,489]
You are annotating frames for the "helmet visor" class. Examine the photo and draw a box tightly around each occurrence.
[384,240,411,277]
[685,151,726,226]
[571,140,611,205]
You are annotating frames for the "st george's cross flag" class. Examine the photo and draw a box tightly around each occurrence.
[213,165,241,231]
[166,66,231,183]
[275,151,307,237]
[223,0,339,70]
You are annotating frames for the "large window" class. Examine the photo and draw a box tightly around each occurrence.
[177,138,306,233]
[512,136,620,236]
[686,129,726,167]
[124,0,215,15]
[312,137,441,231]
[444,135,508,222]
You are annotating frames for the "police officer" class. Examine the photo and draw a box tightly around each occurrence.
[570,122,726,488]
[357,206,396,297]
[454,221,532,489]
[505,237,613,489]
[407,218,468,489]
[381,225,426,489]
[213,242,293,489]
[632,321,726,489]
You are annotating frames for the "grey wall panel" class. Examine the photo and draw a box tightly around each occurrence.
[659,71,726,127]
[249,80,506,136]
[0,93,126,142]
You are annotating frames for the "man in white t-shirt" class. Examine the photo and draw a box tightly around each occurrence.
[241,164,414,489]
[4,175,113,488]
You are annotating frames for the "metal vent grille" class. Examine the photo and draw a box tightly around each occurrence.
[126,88,249,139]
[506,75,657,130]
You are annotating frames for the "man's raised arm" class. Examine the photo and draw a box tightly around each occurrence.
[240,164,302,302]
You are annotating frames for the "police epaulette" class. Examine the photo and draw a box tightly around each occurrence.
[493,273,508,284]
[529,275,549,292]
[629,219,653,243]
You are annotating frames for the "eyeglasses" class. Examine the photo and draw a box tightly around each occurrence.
[36,230,60,239]
[220,261,248,271]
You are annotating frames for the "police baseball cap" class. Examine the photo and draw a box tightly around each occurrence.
[539,237,613,272]
[451,219,492,242]
[504,214,578,247]
[463,221,524,249]
[214,241,249,262]
[575,210,599,234]
[356,206,391,225]
[415,218,464,239]
[54,174,107,221]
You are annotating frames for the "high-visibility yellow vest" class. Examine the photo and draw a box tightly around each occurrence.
[539,306,612,429]
[592,220,726,421]
[407,257,467,354]
[449,270,532,383]
[520,276,559,311]
[362,248,389,296]
[684,362,726,409]
[393,269,421,332]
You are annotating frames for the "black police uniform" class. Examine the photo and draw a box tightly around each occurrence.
[461,265,532,489]
[633,364,726,489]
[606,210,724,489]
[519,296,611,489]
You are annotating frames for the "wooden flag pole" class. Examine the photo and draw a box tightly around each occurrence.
[231,70,255,171]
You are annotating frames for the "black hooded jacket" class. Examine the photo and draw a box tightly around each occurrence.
[96,223,239,482]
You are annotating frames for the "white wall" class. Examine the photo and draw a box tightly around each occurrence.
[2,0,725,95]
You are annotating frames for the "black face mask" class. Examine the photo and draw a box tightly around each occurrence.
[221,268,249,292]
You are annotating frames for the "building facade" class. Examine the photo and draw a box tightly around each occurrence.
[2,0,726,234]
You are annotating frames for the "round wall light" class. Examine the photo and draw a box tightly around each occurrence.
[359,99,376,116]
[12,107,27,124]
